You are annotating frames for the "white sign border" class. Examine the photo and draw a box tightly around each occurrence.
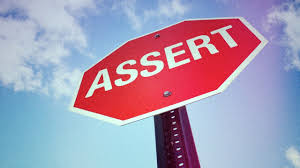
[69,17,268,126]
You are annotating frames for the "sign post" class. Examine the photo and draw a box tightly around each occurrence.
[154,106,200,168]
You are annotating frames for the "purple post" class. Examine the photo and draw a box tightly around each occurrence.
[154,106,201,168]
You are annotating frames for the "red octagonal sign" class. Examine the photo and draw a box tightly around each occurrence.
[70,17,267,125]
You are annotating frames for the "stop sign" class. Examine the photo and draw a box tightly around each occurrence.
[70,17,267,125]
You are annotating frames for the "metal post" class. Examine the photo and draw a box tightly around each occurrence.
[154,106,200,168]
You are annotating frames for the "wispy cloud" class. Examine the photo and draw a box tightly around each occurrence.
[113,0,190,31]
[266,0,300,71]
[0,0,96,97]
[286,146,300,168]
[144,0,189,20]
[0,0,189,98]
[112,0,142,31]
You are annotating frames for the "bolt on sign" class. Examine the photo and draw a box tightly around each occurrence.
[70,17,268,125]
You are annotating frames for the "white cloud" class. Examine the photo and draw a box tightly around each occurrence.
[286,146,300,168]
[0,0,189,98]
[144,0,189,20]
[50,67,82,98]
[113,0,190,31]
[113,0,142,31]
[266,0,300,71]
[0,0,96,97]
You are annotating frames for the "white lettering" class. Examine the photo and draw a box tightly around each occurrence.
[85,69,112,98]
[165,42,189,69]
[186,35,219,60]
[114,60,138,86]
[140,51,164,77]
[211,25,238,48]
[85,26,239,94]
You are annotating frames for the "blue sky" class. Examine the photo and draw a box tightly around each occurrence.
[0,0,300,167]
